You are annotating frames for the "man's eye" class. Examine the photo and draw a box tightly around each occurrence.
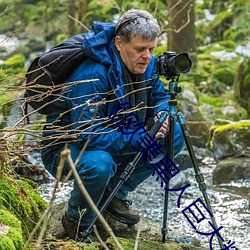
[136,48,144,52]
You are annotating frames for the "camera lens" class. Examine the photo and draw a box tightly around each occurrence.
[174,53,192,73]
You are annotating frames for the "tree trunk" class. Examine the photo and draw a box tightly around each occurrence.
[78,0,88,20]
[167,0,196,63]
[67,0,77,36]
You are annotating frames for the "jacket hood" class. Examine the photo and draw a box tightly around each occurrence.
[82,21,116,65]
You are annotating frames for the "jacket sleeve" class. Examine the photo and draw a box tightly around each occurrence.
[65,61,146,155]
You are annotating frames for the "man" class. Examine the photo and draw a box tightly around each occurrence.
[41,9,185,241]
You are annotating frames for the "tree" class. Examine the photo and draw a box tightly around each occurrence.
[166,0,196,62]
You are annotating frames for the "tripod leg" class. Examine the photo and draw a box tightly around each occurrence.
[162,182,169,243]
[177,112,224,248]
[162,114,175,243]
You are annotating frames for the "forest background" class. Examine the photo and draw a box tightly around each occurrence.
[0,0,250,249]
[0,0,250,124]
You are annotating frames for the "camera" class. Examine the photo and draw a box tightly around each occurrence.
[156,51,192,79]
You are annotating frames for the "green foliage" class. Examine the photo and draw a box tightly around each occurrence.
[0,54,26,84]
[196,0,250,47]
[213,67,235,86]
[1,54,25,69]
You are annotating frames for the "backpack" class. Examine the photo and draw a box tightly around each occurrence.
[24,34,87,115]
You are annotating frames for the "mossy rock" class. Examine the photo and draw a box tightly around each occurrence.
[0,209,24,250]
[199,92,249,122]
[106,237,208,250]
[0,174,47,239]
[209,120,250,160]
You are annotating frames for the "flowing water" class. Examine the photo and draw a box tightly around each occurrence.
[38,156,250,250]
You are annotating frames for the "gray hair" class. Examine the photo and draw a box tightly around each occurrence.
[115,9,160,43]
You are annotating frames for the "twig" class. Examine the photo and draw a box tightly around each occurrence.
[93,225,110,250]
[68,14,89,31]
[61,148,124,250]
[134,220,142,250]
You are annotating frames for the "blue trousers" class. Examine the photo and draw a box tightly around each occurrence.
[41,123,185,226]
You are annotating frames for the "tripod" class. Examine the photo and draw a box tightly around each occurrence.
[161,76,224,248]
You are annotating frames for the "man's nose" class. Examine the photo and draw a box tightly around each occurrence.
[142,49,151,59]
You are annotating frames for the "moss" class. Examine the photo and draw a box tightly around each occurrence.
[106,237,207,250]
[1,54,25,69]
[0,175,47,239]
[0,235,16,250]
[213,67,235,86]
[0,209,24,249]
[209,120,250,151]
[0,209,21,229]
[213,120,250,133]
[7,228,24,249]
[199,95,224,107]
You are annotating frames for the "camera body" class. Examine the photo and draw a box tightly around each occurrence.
[156,51,192,79]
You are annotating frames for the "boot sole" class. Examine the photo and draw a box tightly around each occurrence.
[105,210,140,225]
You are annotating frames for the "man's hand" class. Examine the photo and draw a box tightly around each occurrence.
[154,111,169,139]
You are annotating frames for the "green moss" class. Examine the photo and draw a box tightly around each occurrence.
[199,95,224,107]
[1,54,25,69]
[209,120,250,150]
[7,228,24,249]
[0,209,21,229]
[213,67,235,86]
[0,209,24,249]
[213,120,250,133]
[0,175,47,239]
[106,237,206,250]
[0,235,16,250]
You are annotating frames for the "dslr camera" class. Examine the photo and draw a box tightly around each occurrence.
[156,51,192,79]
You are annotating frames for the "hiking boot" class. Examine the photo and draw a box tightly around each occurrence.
[105,196,140,225]
[61,213,97,243]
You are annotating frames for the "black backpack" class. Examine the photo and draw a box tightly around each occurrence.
[24,34,87,115]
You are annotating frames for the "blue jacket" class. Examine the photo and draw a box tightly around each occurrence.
[44,21,170,156]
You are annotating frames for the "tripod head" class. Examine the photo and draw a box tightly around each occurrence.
[168,76,182,99]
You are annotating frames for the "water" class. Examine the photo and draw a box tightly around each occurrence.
[38,156,250,249]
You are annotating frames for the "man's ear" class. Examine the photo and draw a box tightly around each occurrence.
[115,36,122,51]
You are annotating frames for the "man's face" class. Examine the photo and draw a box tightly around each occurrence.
[115,35,157,74]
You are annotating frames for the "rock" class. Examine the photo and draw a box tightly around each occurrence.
[213,157,250,184]
[179,100,211,148]
[209,120,250,160]
[181,89,199,105]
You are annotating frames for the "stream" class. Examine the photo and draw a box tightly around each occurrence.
[38,155,250,250]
